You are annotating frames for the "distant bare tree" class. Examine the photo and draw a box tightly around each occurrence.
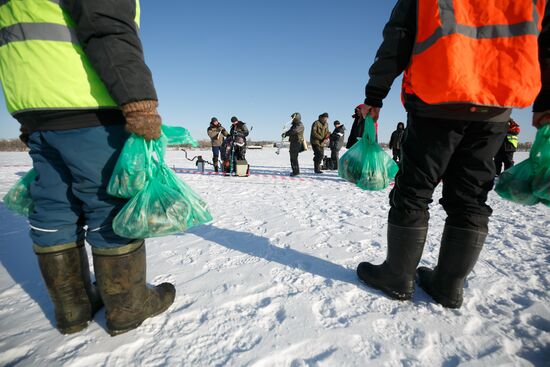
[0,139,27,151]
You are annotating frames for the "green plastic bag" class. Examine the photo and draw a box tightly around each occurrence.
[531,125,550,201]
[108,126,200,199]
[495,125,550,206]
[3,169,37,217]
[338,116,398,190]
[162,125,199,147]
[112,172,192,238]
[108,135,150,198]
[160,164,213,226]
[112,136,212,238]
[494,159,540,205]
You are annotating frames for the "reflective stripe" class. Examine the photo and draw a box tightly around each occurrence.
[0,22,78,47]
[29,224,59,233]
[89,225,106,232]
[414,0,539,55]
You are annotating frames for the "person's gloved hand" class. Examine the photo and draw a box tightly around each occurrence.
[358,104,381,122]
[533,111,550,128]
[121,100,162,140]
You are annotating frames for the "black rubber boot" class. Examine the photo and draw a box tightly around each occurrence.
[417,225,487,309]
[35,242,103,334]
[357,224,428,300]
[93,241,176,336]
[290,163,300,176]
[314,162,323,174]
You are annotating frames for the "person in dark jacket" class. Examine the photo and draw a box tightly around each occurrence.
[389,122,406,163]
[355,0,549,310]
[227,116,249,165]
[310,113,330,173]
[494,119,520,175]
[283,112,305,176]
[207,117,229,172]
[347,104,379,148]
[329,120,345,170]
[0,0,175,335]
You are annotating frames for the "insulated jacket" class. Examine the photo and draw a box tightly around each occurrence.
[365,0,550,122]
[230,121,249,141]
[207,123,229,147]
[285,120,305,147]
[329,125,345,151]
[310,120,330,147]
[346,117,364,149]
[0,0,156,131]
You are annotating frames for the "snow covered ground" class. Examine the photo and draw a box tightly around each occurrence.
[0,148,548,367]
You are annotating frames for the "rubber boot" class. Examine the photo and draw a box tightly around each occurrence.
[93,241,176,336]
[290,162,300,176]
[357,224,428,300]
[35,241,103,334]
[314,161,323,174]
[417,225,487,309]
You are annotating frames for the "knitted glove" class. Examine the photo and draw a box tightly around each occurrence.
[121,100,162,140]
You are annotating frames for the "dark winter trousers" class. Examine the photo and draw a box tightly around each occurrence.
[392,148,401,163]
[27,125,134,250]
[389,115,507,232]
[289,147,300,174]
[330,149,340,170]
[494,150,515,175]
[312,144,324,168]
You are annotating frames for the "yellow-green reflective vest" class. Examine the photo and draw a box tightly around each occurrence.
[0,0,140,115]
[507,135,519,149]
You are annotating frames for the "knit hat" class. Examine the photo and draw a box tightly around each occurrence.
[211,117,218,123]
[319,112,329,119]
[231,116,239,123]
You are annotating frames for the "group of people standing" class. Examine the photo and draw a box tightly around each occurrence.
[282,112,347,176]
[207,117,249,173]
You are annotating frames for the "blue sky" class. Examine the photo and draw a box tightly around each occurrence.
[0,0,538,142]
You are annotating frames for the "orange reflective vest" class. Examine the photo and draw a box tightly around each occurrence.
[402,0,546,108]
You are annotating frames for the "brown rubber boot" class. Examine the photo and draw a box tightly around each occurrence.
[92,241,175,336]
[34,241,103,334]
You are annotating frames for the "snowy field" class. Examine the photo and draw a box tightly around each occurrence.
[0,148,549,367]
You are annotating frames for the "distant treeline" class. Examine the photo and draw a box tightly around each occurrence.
[0,138,535,152]
[0,139,27,151]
